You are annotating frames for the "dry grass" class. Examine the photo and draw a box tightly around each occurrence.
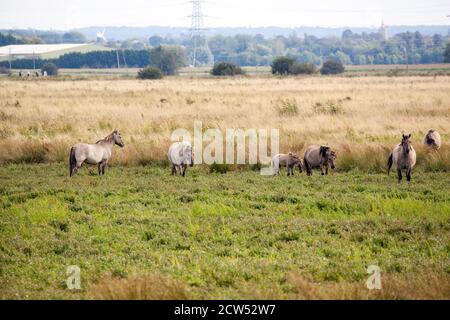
[87,273,190,300]
[86,271,450,300]
[288,272,450,300]
[0,76,449,170]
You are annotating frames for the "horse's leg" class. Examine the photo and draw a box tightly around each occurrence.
[171,165,176,175]
[74,161,83,175]
[320,164,325,175]
[325,165,329,175]
[406,167,412,183]
[181,164,186,177]
[101,161,107,175]
[397,168,402,183]
[97,163,102,175]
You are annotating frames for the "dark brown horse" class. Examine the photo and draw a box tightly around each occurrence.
[303,145,336,176]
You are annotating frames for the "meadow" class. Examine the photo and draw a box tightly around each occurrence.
[0,74,449,299]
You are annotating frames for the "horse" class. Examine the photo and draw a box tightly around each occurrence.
[387,133,416,183]
[423,129,441,150]
[168,141,194,177]
[303,145,337,176]
[272,152,303,176]
[69,130,124,177]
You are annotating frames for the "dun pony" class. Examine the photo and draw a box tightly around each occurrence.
[388,134,416,183]
[423,129,441,150]
[69,130,124,176]
[303,145,337,176]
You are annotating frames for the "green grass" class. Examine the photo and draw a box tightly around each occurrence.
[0,164,449,299]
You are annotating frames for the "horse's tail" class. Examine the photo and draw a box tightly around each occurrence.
[387,153,393,175]
[304,156,310,174]
[69,147,76,177]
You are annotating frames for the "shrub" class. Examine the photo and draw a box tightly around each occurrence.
[289,63,316,75]
[41,62,58,76]
[271,56,295,75]
[137,66,163,80]
[320,60,345,75]
[209,162,229,174]
[277,99,299,116]
[211,62,243,76]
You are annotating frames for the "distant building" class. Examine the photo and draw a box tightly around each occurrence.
[0,43,111,62]
[379,20,389,41]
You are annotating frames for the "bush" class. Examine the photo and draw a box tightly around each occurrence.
[41,62,58,76]
[289,63,316,75]
[137,66,163,79]
[211,62,243,76]
[209,162,229,174]
[271,56,295,75]
[444,42,450,63]
[320,60,345,75]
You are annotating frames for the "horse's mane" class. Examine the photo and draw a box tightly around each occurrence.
[96,131,115,144]
[319,146,329,157]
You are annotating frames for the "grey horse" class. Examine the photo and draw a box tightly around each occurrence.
[303,145,337,176]
[272,152,303,176]
[388,133,417,183]
[423,129,441,150]
[168,141,194,177]
[69,130,124,176]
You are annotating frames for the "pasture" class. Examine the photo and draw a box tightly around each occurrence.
[0,75,449,299]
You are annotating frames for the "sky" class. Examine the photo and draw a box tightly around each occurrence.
[0,0,449,30]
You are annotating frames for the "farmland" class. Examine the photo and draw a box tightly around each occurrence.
[0,74,449,299]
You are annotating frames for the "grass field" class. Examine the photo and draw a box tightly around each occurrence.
[0,74,449,299]
[1,164,449,299]
[3,63,450,78]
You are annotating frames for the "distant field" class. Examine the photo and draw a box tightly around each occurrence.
[3,63,450,78]
[0,76,449,169]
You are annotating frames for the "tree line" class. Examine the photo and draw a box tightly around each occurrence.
[1,30,450,69]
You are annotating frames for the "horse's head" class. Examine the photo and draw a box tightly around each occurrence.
[401,133,412,155]
[113,130,125,147]
[327,150,337,169]
[292,154,303,173]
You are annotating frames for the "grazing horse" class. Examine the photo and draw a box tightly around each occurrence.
[272,152,303,176]
[423,129,441,150]
[388,134,416,183]
[168,141,194,177]
[304,145,337,176]
[69,130,124,176]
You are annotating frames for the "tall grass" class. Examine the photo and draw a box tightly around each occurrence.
[0,76,448,170]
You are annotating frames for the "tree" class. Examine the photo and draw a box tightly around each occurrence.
[271,56,295,75]
[41,63,58,76]
[320,59,345,75]
[342,29,354,41]
[149,45,186,75]
[62,32,86,43]
[137,66,163,79]
[211,62,243,76]
[149,35,163,47]
[444,43,450,63]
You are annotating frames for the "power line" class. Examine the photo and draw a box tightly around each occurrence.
[189,0,213,67]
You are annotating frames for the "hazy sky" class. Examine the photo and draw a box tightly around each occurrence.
[1,0,449,30]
